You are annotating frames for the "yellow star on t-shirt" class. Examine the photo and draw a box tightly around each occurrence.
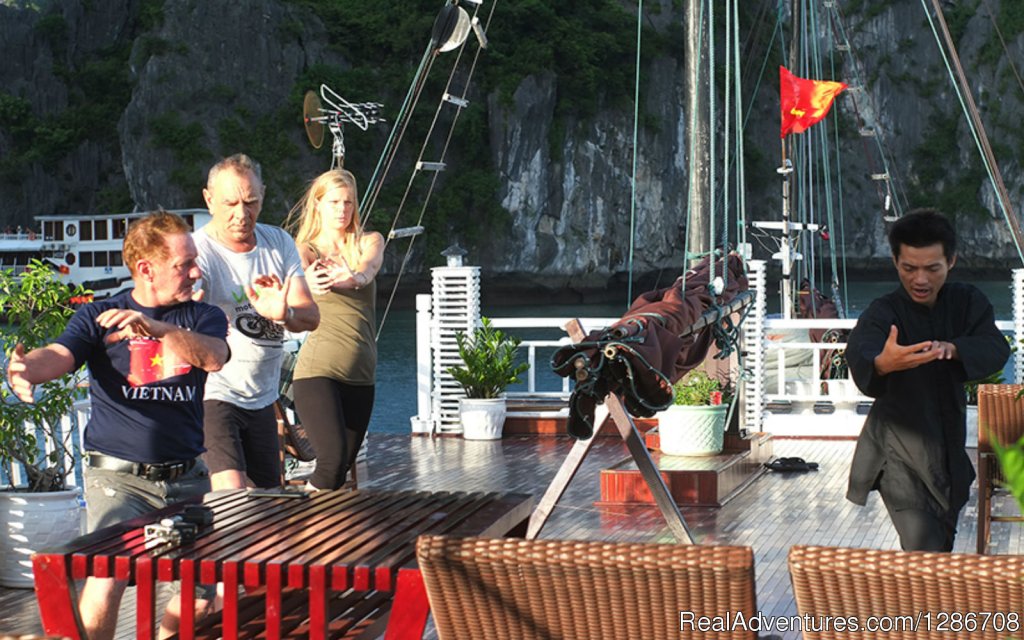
[150,354,163,367]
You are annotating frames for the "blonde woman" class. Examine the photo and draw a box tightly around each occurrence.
[287,169,384,490]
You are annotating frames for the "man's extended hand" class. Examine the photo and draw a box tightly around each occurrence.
[873,325,951,375]
[245,274,290,323]
[97,308,164,342]
[6,343,35,403]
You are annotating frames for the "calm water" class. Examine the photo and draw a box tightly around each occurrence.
[367,277,1016,434]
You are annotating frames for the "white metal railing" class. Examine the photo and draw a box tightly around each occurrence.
[488,317,619,399]
[761,319,1016,398]
[0,231,39,241]
[416,267,1024,436]
[411,300,622,433]
[2,397,89,490]
[762,318,861,402]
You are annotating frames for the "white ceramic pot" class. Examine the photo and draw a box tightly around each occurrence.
[0,488,84,588]
[658,404,729,456]
[459,398,507,440]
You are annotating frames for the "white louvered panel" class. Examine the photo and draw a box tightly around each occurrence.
[743,260,767,433]
[430,265,481,433]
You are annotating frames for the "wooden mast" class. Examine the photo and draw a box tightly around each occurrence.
[684,0,711,266]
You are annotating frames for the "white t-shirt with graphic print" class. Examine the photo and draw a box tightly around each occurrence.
[193,223,304,409]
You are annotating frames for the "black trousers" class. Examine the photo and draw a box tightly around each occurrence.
[879,485,959,552]
[292,377,374,490]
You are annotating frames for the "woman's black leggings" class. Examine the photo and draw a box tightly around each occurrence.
[292,377,374,490]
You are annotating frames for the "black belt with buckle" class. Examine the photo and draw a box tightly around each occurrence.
[85,452,196,482]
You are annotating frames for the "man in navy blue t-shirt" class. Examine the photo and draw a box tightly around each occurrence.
[7,210,229,640]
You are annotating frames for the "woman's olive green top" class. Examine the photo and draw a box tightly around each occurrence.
[293,279,376,385]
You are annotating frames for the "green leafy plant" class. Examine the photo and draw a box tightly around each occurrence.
[997,385,1024,513]
[672,369,732,406]
[447,318,529,399]
[0,261,89,492]
[992,434,1024,513]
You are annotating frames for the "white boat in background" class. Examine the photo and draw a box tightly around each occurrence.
[0,209,210,300]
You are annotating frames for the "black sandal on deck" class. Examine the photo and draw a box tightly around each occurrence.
[764,457,819,472]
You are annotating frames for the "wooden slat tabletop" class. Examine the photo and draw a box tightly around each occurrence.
[32,488,533,639]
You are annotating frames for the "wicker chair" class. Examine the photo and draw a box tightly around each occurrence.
[416,534,757,640]
[789,545,1024,640]
[976,383,1024,554]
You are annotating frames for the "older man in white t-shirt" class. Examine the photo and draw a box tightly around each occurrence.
[194,153,319,490]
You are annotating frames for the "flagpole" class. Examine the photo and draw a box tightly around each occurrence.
[782,0,800,320]
[779,142,794,320]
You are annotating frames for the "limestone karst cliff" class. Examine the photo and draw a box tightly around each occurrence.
[2,0,1023,290]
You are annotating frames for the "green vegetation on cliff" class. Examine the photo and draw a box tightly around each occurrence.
[286,0,645,262]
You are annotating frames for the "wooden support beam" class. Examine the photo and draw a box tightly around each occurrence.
[526,318,694,544]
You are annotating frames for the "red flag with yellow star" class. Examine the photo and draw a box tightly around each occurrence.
[127,337,191,386]
[780,66,848,138]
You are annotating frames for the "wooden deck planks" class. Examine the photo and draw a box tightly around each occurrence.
[4,434,1022,640]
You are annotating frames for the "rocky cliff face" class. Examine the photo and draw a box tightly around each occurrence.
[119,0,342,213]
[2,0,1023,287]
[488,60,691,290]
[0,0,140,224]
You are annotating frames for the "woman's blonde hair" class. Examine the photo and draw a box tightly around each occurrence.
[286,169,362,262]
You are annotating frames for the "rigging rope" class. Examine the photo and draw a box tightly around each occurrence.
[370,0,499,339]
[828,2,910,218]
[921,0,1024,266]
[979,0,1024,100]
[361,47,436,227]
[708,0,718,290]
[627,0,643,308]
[733,0,748,255]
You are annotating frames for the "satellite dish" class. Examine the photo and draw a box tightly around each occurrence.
[432,5,472,53]
[303,91,325,149]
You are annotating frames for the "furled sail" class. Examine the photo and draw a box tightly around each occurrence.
[552,253,749,439]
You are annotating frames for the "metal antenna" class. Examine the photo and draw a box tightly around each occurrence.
[302,84,385,169]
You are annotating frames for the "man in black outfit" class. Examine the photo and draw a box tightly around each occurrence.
[845,208,1009,551]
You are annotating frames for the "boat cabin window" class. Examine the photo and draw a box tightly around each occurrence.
[110,251,123,267]
[94,221,108,241]
[44,221,64,242]
[80,252,93,268]
[113,218,129,239]
[94,252,108,267]
[80,221,93,241]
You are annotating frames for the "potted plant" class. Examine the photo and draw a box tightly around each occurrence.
[447,318,529,440]
[0,261,89,587]
[657,369,732,456]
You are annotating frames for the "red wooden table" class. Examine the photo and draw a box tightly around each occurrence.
[32,488,534,639]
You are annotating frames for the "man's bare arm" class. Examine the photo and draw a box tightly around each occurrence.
[5,343,76,403]
[96,309,228,372]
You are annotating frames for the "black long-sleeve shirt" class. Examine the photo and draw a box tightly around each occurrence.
[845,282,1009,515]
